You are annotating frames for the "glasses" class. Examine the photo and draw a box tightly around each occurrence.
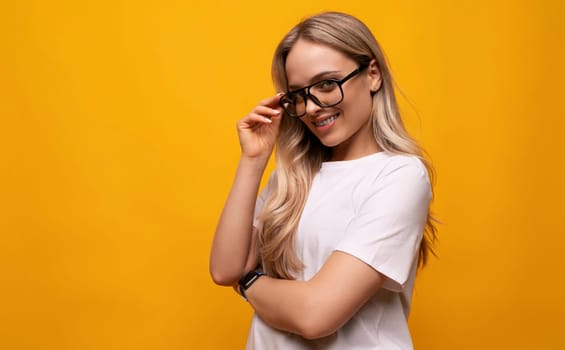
[279,63,369,118]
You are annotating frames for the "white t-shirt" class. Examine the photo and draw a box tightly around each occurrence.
[247,152,431,350]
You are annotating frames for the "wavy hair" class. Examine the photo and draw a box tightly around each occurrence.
[257,12,438,279]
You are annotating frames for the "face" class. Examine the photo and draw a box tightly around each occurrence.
[284,39,382,160]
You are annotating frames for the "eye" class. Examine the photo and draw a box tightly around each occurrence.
[314,80,338,92]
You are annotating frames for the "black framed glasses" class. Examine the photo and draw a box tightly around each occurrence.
[279,63,369,118]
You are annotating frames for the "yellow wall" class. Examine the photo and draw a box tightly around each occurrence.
[1,0,564,349]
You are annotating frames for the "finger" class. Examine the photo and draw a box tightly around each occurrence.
[258,92,285,108]
[254,105,282,118]
[239,112,273,127]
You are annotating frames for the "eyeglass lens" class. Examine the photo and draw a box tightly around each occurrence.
[281,80,342,117]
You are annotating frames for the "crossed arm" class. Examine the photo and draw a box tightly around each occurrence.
[209,158,384,339]
[244,251,384,339]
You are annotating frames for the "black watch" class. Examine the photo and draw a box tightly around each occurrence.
[238,270,265,301]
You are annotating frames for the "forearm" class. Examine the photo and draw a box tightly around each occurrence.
[210,156,269,285]
[244,252,384,339]
[245,277,344,340]
[245,277,314,337]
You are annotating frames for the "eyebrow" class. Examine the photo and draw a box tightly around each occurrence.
[287,70,342,91]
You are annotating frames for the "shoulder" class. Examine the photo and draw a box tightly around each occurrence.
[352,153,431,205]
[380,153,427,175]
[363,153,430,186]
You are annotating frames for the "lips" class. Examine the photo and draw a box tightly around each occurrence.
[313,113,339,127]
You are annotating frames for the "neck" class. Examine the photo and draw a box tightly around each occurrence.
[330,125,381,161]
[331,141,381,161]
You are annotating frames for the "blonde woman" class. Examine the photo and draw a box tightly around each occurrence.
[210,11,437,349]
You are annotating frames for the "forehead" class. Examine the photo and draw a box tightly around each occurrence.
[285,39,353,86]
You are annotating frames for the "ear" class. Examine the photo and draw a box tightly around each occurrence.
[367,59,382,93]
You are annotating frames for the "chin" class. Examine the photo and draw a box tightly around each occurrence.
[318,137,342,148]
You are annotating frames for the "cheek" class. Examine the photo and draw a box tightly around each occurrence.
[343,89,373,118]
[299,117,312,130]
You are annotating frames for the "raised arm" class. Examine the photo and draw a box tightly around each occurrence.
[209,94,284,286]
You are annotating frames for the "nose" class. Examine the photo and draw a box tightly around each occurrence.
[304,95,323,116]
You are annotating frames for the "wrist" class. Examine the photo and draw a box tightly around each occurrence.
[237,156,270,178]
[240,154,270,168]
[238,269,265,301]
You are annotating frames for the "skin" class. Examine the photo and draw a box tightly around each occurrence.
[286,39,382,161]
[210,39,386,339]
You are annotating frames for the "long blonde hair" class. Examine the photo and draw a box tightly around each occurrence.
[257,12,438,279]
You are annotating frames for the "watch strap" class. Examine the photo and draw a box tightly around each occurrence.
[238,270,265,301]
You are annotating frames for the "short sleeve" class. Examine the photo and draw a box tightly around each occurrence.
[253,171,277,229]
[334,158,431,292]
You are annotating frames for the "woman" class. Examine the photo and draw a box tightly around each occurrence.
[210,11,437,349]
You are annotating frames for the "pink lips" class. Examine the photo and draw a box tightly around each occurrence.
[312,113,339,132]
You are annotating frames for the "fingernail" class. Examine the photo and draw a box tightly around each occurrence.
[273,110,281,115]
[276,92,284,96]
[263,117,272,123]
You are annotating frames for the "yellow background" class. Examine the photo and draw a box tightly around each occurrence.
[1,0,564,349]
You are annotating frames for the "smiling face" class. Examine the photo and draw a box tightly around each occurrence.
[284,39,382,161]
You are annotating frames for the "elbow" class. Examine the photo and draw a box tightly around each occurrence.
[210,271,236,286]
[209,266,242,286]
